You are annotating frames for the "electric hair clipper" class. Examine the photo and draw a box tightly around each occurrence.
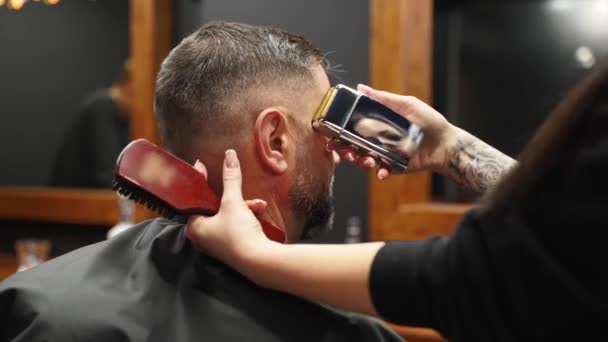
[312,85,423,173]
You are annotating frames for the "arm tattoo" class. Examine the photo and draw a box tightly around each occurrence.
[446,135,516,193]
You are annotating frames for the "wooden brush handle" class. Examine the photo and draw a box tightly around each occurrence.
[116,139,286,243]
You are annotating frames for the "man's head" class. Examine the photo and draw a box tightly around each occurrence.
[155,22,336,241]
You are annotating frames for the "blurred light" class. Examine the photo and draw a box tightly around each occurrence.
[575,46,596,69]
[547,0,575,12]
[7,0,25,10]
[1,0,60,9]
[594,0,608,15]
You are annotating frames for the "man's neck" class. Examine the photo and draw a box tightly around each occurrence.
[234,174,302,243]
[201,153,303,244]
[255,192,302,244]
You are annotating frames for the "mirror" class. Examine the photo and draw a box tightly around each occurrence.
[0,0,172,264]
[432,0,608,202]
[0,0,130,188]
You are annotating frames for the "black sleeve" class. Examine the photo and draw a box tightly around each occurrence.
[369,237,449,329]
[369,209,515,340]
[369,208,604,341]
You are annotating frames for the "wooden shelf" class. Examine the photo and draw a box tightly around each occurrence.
[376,202,473,241]
[0,254,17,281]
[0,187,119,226]
[390,325,446,342]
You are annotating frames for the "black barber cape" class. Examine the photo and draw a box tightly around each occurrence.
[0,219,403,342]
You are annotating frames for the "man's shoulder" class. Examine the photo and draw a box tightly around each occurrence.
[0,219,186,340]
[0,219,405,342]
[205,264,404,342]
[318,304,405,342]
[1,218,178,288]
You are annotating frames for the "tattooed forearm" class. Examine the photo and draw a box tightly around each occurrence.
[445,133,516,194]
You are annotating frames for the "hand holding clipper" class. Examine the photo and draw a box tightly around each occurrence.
[312,84,424,173]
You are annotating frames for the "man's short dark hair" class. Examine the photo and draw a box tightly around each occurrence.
[155,21,326,161]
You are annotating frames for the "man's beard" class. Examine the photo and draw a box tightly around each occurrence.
[288,173,334,240]
[288,142,335,240]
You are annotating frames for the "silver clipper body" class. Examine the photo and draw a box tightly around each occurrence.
[312,85,423,173]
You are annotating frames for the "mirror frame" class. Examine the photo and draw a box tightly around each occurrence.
[368,1,468,341]
[0,0,173,225]
[367,0,469,248]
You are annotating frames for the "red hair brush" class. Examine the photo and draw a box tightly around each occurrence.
[112,139,286,243]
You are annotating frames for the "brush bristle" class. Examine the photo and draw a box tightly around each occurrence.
[112,179,178,219]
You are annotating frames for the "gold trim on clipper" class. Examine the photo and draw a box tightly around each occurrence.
[312,86,338,122]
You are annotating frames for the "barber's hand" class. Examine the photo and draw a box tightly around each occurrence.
[186,150,272,267]
[191,157,268,217]
[331,84,457,179]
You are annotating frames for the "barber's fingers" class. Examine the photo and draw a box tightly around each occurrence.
[332,151,341,164]
[356,156,390,180]
[377,168,390,180]
[335,149,355,163]
[193,159,208,179]
[326,139,340,150]
[244,199,267,215]
[357,84,416,119]
[328,140,390,176]
[185,215,210,249]
[356,156,376,169]
[326,133,392,179]
[222,150,244,204]
[327,140,356,163]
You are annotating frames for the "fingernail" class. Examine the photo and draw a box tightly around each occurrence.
[357,83,371,91]
[346,152,355,162]
[194,159,202,167]
[225,150,239,168]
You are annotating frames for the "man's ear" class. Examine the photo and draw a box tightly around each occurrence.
[254,108,290,174]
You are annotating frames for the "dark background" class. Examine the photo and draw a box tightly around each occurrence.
[433,0,608,201]
[1,0,607,257]
[0,0,129,186]
[0,0,129,257]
